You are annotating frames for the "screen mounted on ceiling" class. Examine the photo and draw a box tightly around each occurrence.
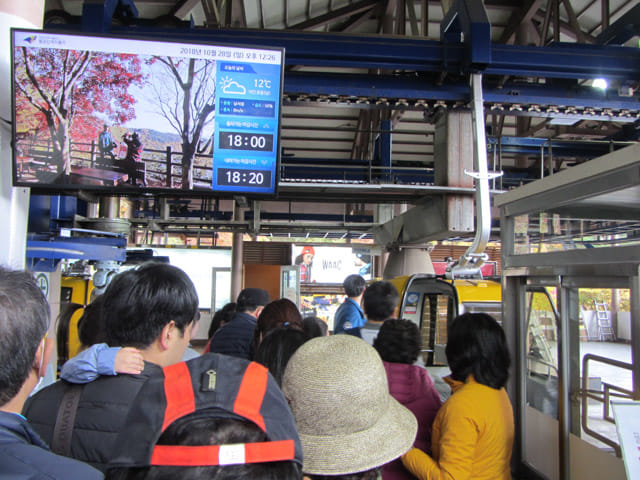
[11,29,284,196]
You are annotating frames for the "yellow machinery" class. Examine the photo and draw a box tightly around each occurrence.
[389,274,501,366]
[58,276,94,368]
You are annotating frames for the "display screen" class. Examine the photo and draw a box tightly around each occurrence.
[11,29,284,195]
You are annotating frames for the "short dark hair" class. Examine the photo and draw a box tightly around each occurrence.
[77,294,106,347]
[207,302,236,339]
[252,298,303,354]
[302,316,328,339]
[343,274,366,298]
[103,263,199,348]
[445,313,510,389]
[362,281,399,322]
[105,416,302,480]
[0,268,49,405]
[236,288,270,313]
[373,319,421,365]
[254,327,308,386]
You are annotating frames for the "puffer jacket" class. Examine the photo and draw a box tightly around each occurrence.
[22,362,162,472]
[382,361,442,480]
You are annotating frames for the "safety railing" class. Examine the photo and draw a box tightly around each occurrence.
[579,353,635,456]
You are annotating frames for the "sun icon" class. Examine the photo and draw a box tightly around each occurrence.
[219,76,246,95]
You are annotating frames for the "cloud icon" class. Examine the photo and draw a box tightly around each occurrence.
[220,76,246,95]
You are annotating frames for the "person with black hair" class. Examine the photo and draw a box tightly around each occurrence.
[360,280,399,344]
[0,267,102,479]
[254,327,307,387]
[57,295,145,384]
[373,319,442,480]
[401,313,514,480]
[23,263,200,472]
[98,124,116,163]
[209,288,270,360]
[302,315,328,338]
[251,298,304,357]
[333,274,366,335]
[208,302,237,339]
[202,302,236,354]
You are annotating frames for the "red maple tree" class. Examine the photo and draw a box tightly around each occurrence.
[14,46,145,175]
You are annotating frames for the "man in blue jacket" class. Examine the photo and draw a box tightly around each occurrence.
[0,267,102,479]
[333,274,366,336]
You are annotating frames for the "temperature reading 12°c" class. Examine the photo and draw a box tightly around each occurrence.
[219,131,274,152]
[254,78,271,89]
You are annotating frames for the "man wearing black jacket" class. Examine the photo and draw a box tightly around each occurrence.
[23,262,199,472]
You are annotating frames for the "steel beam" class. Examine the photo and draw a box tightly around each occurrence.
[440,0,491,69]
[45,23,640,82]
[596,3,640,45]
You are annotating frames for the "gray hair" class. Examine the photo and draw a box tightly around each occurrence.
[0,267,49,405]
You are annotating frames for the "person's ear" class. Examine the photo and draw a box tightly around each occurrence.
[254,306,265,317]
[159,320,176,350]
[33,337,54,377]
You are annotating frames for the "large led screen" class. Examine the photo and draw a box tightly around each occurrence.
[11,29,284,195]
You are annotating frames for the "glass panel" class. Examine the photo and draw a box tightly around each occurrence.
[578,288,632,453]
[525,288,559,418]
[280,266,299,305]
[513,213,640,255]
[420,293,454,366]
[211,269,231,312]
[461,302,503,323]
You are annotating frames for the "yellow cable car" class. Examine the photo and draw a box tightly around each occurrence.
[389,274,501,366]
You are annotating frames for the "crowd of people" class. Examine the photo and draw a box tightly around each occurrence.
[0,264,514,480]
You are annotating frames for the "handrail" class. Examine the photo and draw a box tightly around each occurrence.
[579,353,634,456]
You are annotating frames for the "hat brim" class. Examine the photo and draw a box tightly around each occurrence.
[299,396,417,475]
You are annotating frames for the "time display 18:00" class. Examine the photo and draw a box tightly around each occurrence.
[217,168,272,188]
[219,131,274,152]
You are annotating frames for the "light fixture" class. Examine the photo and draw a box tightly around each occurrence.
[592,78,608,90]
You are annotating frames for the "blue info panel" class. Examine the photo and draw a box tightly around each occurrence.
[213,60,283,195]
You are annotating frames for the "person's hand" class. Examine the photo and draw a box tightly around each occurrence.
[114,347,144,375]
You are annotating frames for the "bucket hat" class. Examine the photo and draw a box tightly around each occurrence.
[109,354,302,469]
[282,335,417,475]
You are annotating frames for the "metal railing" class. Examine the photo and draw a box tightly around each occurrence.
[579,353,635,456]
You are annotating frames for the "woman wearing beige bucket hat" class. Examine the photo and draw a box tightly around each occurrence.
[282,334,418,479]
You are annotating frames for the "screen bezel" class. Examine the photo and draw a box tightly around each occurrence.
[11,28,285,198]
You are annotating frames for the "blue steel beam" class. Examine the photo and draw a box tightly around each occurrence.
[45,23,640,82]
[284,72,640,113]
[82,0,138,33]
[441,0,491,70]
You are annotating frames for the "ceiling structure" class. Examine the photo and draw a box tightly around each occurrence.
[42,0,640,245]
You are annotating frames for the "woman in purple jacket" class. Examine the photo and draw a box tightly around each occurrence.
[374,319,443,480]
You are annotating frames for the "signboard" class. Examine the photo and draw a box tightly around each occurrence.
[292,245,372,284]
[612,401,640,480]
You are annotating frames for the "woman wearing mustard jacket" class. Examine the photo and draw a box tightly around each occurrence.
[401,313,514,480]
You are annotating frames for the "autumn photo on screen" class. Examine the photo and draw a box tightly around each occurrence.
[14,39,218,190]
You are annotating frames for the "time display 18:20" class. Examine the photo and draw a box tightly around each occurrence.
[217,168,272,188]
[219,131,274,152]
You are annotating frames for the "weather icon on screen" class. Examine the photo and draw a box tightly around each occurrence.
[220,76,246,95]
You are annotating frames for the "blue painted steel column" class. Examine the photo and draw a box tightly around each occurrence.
[380,119,392,182]
[441,0,491,71]
[82,0,138,33]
